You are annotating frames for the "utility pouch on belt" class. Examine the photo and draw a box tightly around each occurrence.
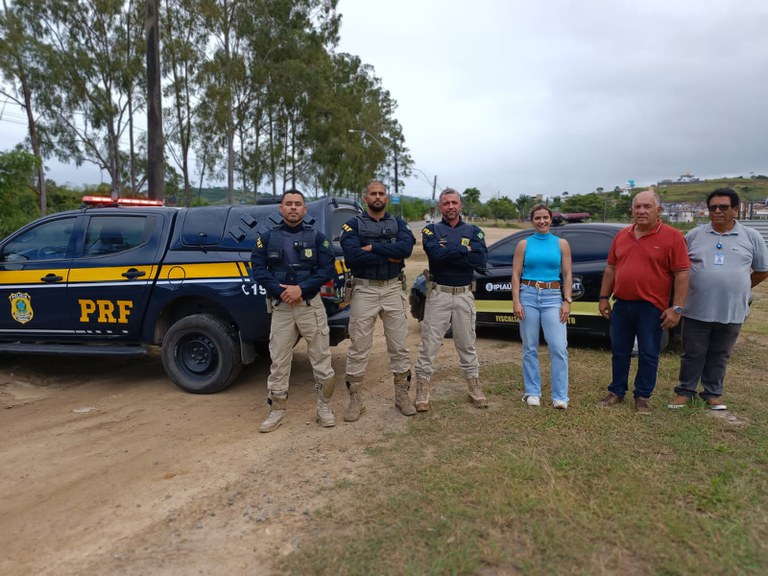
[265,297,274,314]
[399,271,407,291]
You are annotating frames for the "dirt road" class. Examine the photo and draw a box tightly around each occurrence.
[0,226,515,576]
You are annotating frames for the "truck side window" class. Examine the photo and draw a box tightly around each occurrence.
[2,217,77,263]
[85,216,150,257]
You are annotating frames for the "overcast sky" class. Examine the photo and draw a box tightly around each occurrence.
[2,0,767,201]
[336,0,768,201]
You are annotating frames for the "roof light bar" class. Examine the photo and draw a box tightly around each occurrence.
[81,195,165,207]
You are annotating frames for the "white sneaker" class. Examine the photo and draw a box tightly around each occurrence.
[523,395,541,406]
[553,400,568,410]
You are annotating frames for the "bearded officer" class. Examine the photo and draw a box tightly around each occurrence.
[340,179,416,420]
[414,188,489,411]
[251,189,337,432]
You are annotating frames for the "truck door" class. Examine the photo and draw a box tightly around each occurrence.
[0,216,77,338]
[67,214,164,341]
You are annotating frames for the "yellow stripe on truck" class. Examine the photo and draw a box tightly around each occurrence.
[68,266,156,283]
[0,268,69,284]
[163,262,245,279]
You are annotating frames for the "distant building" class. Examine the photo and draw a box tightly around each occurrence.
[662,202,696,223]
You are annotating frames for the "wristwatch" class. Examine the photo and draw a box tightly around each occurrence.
[672,305,684,314]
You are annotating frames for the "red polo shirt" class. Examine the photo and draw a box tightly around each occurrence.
[607,221,690,311]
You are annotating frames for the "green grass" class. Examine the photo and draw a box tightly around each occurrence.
[280,285,768,576]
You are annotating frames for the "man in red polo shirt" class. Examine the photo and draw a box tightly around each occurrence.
[596,189,690,414]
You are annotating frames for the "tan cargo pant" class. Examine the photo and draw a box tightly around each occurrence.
[415,285,479,380]
[345,278,411,377]
[267,295,335,396]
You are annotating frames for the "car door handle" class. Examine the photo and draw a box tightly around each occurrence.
[41,273,63,283]
[122,268,147,280]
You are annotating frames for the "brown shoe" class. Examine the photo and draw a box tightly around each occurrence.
[596,392,623,407]
[705,397,727,411]
[667,395,690,410]
[635,397,652,415]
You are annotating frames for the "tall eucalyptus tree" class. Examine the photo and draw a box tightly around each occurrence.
[12,0,146,198]
[162,0,207,205]
[0,0,47,212]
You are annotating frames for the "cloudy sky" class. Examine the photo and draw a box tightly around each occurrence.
[336,0,768,201]
[2,0,767,201]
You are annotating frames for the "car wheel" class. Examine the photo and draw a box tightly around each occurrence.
[161,313,242,394]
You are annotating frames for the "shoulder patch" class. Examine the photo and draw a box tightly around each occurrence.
[322,239,330,249]
[422,227,433,236]
[341,223,353,233]
[476,231,484,239]
[256,235,264,249]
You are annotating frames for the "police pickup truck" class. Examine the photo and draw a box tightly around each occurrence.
[0,195,360,393]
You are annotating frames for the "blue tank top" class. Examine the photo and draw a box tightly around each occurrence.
[522,233,561,282]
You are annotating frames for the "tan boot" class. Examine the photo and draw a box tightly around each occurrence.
[394,370,416,416]
[344,375,366,422]
[316,396,335,427]
[259,393,287,432]
[467,376,488,408]
[415,378,431,412]
[315,377,336,427]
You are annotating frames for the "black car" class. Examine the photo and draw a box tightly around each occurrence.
[410,223,625,340]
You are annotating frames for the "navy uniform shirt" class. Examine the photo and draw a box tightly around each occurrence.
[422,218,487,286]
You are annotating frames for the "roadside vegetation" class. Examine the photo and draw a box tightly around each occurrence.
[280,284,768,575]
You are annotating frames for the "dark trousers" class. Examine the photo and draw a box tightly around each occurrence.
[607,299,663,399]
[675,317,741,399]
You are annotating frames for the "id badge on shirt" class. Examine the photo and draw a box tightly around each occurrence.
[713,252,725,266]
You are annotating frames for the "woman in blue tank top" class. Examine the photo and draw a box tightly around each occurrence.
[511,204,573,408]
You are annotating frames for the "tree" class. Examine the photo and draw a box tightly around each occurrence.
[146,0,164,200]
[12,0,147,198]
[486,196,516,220]
[0,149,39,235]
[162,0,208,205]
[515,194,534,220]
[0,0,47,212]
[462,187,481,218]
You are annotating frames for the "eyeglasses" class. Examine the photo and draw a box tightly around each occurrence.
[708,204,732,212]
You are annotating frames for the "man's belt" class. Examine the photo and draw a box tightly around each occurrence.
[521,279,561,289]
[435,283,472,294]
[353,277,400,287]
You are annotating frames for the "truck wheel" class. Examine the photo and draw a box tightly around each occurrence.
[162,314,242,394]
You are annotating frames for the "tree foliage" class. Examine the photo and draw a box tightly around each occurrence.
[0,0,405,205]
[486,196,517,220]
[0,149,39,235]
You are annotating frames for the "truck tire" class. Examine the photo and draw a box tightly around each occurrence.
[162,313,242,394]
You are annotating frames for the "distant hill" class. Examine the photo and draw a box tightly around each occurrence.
[654,176,768,203]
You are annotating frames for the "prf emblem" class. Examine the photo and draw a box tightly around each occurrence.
[304,248,314,258]
[9,292,34,324]
[461,238,470,246]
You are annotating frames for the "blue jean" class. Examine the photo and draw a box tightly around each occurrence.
[608,299,663,399]
[519,285,569,403]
